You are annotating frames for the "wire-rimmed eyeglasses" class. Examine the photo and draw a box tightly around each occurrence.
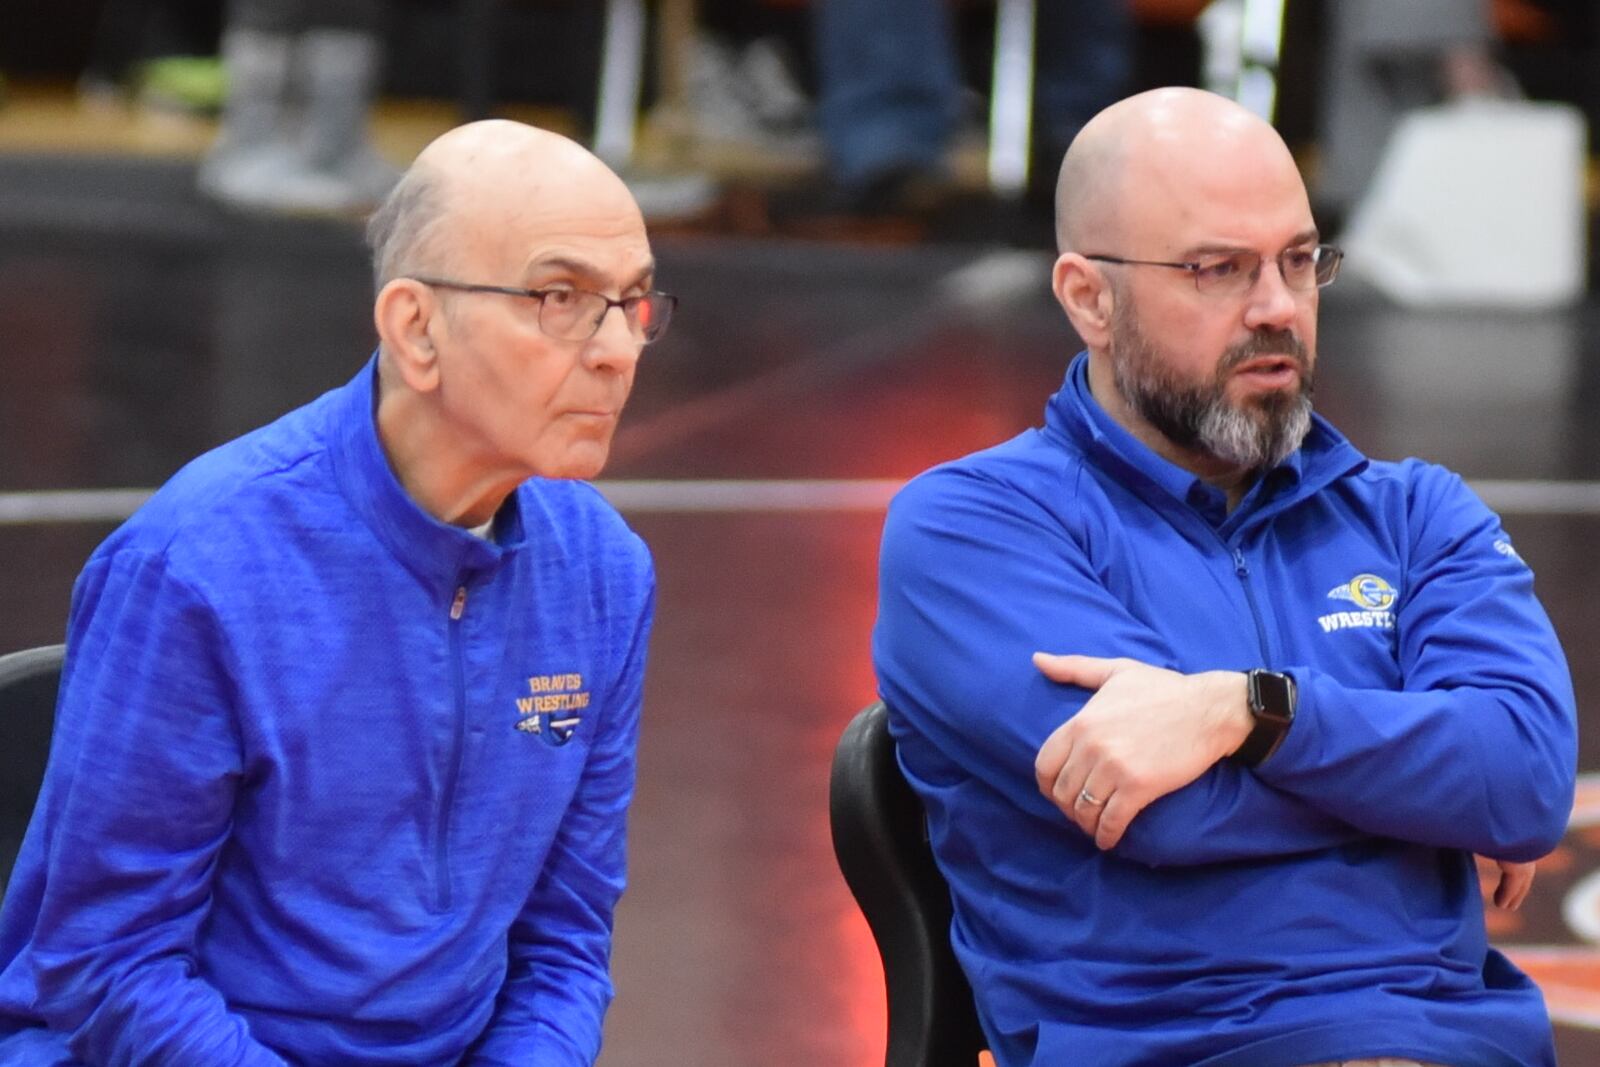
[408,277,678,344]
[1083,244,1343,296]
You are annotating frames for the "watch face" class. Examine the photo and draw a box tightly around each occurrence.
[1250,670,1296,724]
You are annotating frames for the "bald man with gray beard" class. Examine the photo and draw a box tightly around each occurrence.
[874,88,1575,1067]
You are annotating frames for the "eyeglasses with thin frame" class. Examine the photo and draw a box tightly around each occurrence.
[408,276,678,344]
[1082,244,1343,296]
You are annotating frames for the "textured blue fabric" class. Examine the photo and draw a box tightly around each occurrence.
[0,357,655,1066]
[874,354,1575,1067]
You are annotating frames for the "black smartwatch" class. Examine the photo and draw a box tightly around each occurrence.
[1231,669,1297,768]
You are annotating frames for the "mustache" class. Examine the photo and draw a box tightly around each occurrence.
[1220,329,1309,373]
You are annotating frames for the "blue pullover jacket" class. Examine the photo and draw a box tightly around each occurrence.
[0,358,655,1065]
[874,355,1576,1067]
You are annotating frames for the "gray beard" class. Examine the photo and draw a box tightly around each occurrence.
[1109,309,1314,471]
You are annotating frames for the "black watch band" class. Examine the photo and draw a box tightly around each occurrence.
[1231,669,1297,768]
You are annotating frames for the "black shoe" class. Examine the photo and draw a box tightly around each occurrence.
[758,164,952,241]
[768,163,949,222]
[840,164,949,216]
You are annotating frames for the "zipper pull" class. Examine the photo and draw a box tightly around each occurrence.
[1232,548,1248,578]
[450,585,467,620]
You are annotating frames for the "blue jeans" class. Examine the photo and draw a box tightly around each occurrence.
[814,0,1132,187]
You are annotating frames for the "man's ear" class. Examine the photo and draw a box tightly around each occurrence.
[1052,253,1114,349]
[373,279,443,394]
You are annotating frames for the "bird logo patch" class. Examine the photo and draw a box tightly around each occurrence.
[515,672,590,746]
[1318,573,1398,633]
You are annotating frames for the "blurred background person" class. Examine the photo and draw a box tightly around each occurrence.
[805,0,1133,218]
[199,0,398,214]
[76,0,223,115]
[1316,0,1513,225]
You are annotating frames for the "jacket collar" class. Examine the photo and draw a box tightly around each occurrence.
[327,355,527,596]
[1044,352,1367,534]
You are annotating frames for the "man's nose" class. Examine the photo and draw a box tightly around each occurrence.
[583,303,644,371]
[1242,257,1301,329]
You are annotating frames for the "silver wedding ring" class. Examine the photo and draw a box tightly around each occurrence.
[1077,788,1105,807]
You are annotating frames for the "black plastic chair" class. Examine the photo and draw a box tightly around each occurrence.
[830,700,988,1067]
[0,644,64,897]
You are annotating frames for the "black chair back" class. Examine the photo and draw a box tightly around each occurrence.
[829,700,987,1067]
[0,644,64,896]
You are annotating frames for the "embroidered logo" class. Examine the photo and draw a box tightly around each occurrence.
[1317,573,1398,633]
[514,673,590,746]
[1494,538,1527,565]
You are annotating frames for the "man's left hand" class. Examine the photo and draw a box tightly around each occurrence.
[1480,856,1536,910]
[1032,653,1253,849]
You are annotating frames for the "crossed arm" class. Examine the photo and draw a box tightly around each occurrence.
[875,466,1576,881]
[1030,652,1533,909]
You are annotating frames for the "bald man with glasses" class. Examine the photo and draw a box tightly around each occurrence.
[0,121,667,1066]
[873,88,1575,1067]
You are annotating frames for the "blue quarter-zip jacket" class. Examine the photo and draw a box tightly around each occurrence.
[874,354,1576,1067]
[0,358,655,1065]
